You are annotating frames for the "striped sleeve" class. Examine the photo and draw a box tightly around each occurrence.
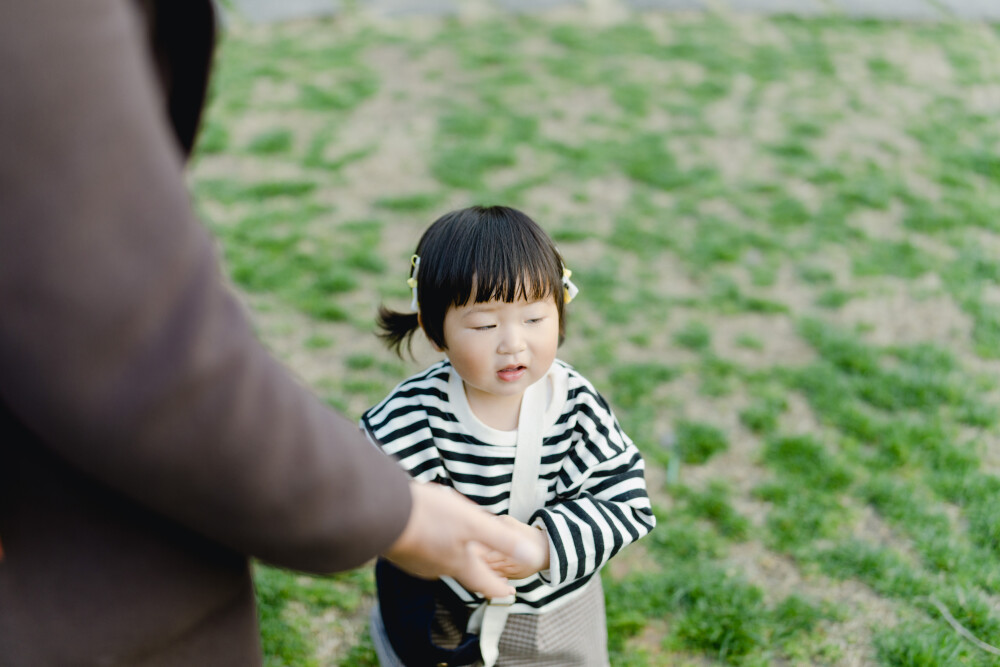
[531,373,656,587]
[359,362,449,484]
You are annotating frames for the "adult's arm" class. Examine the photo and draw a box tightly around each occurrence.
[0,0,414,574]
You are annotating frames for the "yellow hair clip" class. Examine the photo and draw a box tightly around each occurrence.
[562,267,579,304]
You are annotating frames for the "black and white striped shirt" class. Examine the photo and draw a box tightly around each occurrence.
[361,359,656,614]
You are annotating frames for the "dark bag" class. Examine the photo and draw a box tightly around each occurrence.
[375,558,482,667]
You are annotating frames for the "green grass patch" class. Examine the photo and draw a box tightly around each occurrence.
[739,392,786,434]
[256,565,372,667]
[673,320,712,352]
[247,128,295,155]
[675,481,750,540]
[374,192,445,212]
[608,362,681,410]
[674,419,729,464]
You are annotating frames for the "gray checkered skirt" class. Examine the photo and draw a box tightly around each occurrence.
[370,576,609,667]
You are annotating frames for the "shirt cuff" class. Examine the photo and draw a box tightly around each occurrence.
[531,518,554,583]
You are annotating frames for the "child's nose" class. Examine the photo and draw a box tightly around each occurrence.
[497,326,526,354]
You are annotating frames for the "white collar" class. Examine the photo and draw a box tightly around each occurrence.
[446,361,568,445]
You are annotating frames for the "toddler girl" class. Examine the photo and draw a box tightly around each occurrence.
[362,205,655,666]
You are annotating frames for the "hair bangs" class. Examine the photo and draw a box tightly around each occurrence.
[467,241,560,307]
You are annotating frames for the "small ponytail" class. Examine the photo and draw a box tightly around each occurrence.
[376,305,421,357]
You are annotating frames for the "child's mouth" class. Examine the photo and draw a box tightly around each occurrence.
[497,365,527,382]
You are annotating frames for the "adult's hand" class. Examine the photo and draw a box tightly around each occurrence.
[382,482,545,599]
[481,514,551,581]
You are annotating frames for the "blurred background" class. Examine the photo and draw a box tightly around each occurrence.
[192,1,1000,664]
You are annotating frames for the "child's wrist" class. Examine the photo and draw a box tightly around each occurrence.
[533,524,551,571]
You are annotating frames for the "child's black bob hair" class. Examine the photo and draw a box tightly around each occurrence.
[378,205,567,356]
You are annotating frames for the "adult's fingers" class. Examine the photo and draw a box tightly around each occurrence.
[474,514,546,570]
[448,541,514,599]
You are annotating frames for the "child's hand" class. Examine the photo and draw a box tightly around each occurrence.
[482,515,550,581]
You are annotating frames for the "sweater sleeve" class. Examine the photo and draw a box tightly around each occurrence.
[530,381,656,586]
[0,0,411,574]
[360,378,446,485]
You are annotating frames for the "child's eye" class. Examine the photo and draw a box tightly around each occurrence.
[473,324,495,331]
[526,317,545,324]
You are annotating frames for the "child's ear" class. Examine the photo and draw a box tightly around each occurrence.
[418,312,445,352]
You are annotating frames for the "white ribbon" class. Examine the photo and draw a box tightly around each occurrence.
[407,254,420,312]
[468,376,548,667]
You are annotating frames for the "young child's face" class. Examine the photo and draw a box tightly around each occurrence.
[440,293,560,406]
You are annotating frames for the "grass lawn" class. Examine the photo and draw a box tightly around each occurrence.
[192,6,1000,665]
